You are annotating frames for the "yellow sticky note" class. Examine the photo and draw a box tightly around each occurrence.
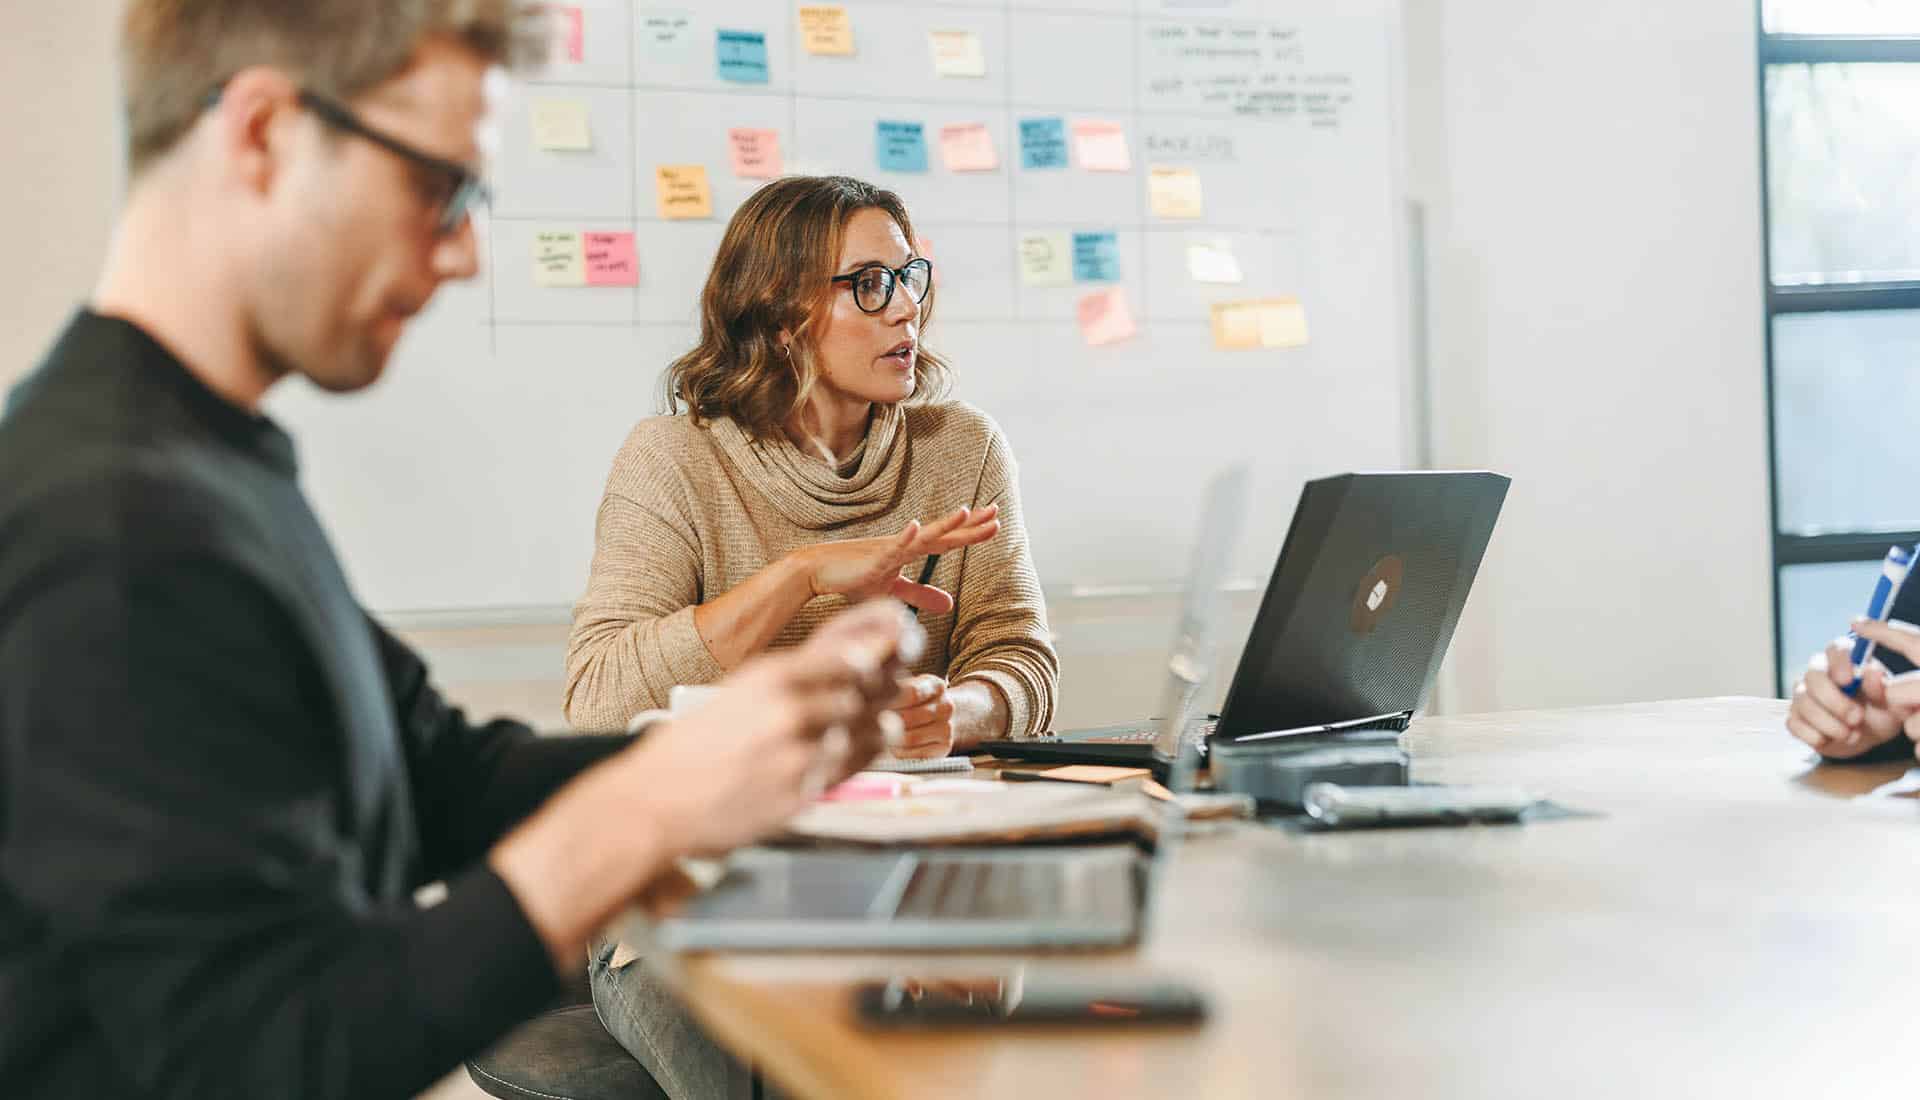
[1256,297,1310,348]
[1071,119,1130,172]
[655,165,713,219]
[928,29,987,77]
[1187,239,1243,284]
[1210,302,1261,350]
[530,99,593,151]
[1149,166,1204,219]
[1017,233,1072,286]
[533,231,587,287]
[1078,287,1136,347]
[798,5,855,56]
[939,123,998,172]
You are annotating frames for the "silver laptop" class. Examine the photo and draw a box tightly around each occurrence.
[639,467,1249,952]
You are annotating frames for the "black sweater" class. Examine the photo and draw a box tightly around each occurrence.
[0,312,627,1098]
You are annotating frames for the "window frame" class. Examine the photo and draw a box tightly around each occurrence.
[1759,22,1920,692]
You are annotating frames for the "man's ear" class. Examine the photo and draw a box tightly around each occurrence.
[209,66,302,198]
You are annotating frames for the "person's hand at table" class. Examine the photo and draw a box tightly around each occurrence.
[1788,622,1914,759]
[885,673,957,759]
[796,506,1000,616]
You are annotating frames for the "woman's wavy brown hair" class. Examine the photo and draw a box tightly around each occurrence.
[663,175,952,438]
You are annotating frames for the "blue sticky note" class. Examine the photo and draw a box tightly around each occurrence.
[717,29,769,83]
[875,121,929,173]
[1019,117,1069,170]
[1072,231,1121,283]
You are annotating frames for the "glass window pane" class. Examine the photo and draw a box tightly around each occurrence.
[1778,559,1885,696]
[1766,64,1920,286]
[1772,309,1920,534]
[1765,0,1920,35]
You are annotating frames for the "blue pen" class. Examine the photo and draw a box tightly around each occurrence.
[1843,544,1917,697]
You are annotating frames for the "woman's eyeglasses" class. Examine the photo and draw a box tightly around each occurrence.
[830,258,933,314]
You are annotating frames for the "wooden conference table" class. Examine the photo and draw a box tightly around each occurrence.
[662,699,1920,1099]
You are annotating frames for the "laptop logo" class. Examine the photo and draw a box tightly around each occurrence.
[1351,555,1404,635]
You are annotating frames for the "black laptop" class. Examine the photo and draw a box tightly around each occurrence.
[979,471,1510,768]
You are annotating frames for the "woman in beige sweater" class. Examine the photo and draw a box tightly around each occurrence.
[574,176,1059,1099]
[565,175,1058,757]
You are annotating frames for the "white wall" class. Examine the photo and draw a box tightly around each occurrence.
[0,2,122,390]
[1407,0,1776,711]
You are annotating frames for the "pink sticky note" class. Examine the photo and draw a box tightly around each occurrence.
[938,122,998,172]
[560,6,585,62]
[728,127,783,178]
[820,773,912,802]
[584,231,638,286]
[1071,119,1131,172]
[1077,287,1136,347]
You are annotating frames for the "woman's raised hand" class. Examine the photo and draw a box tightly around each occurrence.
[798,505,1000,615]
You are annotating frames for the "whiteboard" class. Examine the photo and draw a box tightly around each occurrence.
[270,0,1410,614]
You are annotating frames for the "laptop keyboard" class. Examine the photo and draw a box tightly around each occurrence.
[1028,719,1218,745]
[893,859,1066,920]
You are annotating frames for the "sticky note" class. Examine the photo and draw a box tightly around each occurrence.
[1071,231,1121,283]
[1256,297,1310,348]
[1211,302,1262,350]
[533,231,586,287]
[716,29,769,83]
[1077,288,1136,347]
[638,11,694,64]
[1017,233,1072,286]
[655,165,713,219]
[1187,239,1243,284]
[1019,117,1069,170]
[1149,166,1204,219]
[530,99,592,151]
[1038,764,1152,784]
[875,121,928,173]
[798,5,854,56]
[584,232,638,286]
[1072,119,1131,172]
[728,128,782,178]
[551,5,585,64]
[939,123,998,172]
[928,29,987,77]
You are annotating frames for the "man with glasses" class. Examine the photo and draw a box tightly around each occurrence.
[0,3,917,1097]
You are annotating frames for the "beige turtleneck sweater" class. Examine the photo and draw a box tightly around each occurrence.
[563,400,1058,739]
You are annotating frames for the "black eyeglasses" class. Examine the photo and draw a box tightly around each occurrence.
[829,258,933,315]
[206,84,489,236]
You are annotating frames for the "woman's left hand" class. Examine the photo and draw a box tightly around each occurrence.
[887,673,956,759]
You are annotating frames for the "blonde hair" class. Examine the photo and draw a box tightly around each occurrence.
[664,175,953,439]
[121,0,547,179]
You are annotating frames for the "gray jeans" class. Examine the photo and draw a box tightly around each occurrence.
[588,938,754,1100]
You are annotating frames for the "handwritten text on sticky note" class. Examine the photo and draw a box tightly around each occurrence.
[1149,166,1204,218]
[531,99,593,151]
[798,5,855,55]
[638,12,693,65]
[1018,234,1073,286]
[939,123,998,172]
[1072,120,1130,172]
[928,29,987,77]
[1072,231,1121,283]
[716,29,770,83]
[534,231,586,287]
[1078,288,1137,347]
[729,128,782,178]
[876,121,929,173]
[655,164,714,219]
[1019,117,1069,170]
[584,232,638,286]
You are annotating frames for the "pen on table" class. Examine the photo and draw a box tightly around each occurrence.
[1845,544,1915,697]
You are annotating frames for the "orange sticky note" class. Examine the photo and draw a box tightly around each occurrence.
[1072,119,1130,172]
[584,231,637,286]
[728,128,782,178]
[1077,287,1136,347]
[938,122,998,172]
[1210,301,1261,350]
[798,5,855,56]
[654,164,713,219]
[1038,764,1152,785]
[1255,297,1310,348]
[1148,165,1204,218]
